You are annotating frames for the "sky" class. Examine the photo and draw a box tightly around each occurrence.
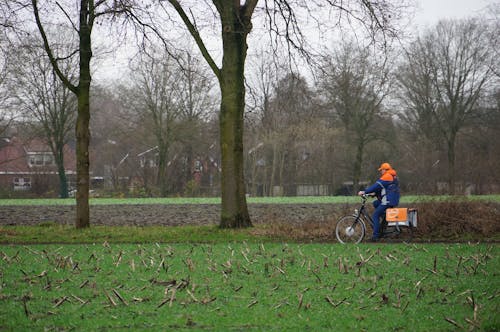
[413,0,495,28]
[93,0,498,83]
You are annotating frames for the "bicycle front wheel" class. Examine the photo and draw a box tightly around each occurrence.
[335,215,365,244]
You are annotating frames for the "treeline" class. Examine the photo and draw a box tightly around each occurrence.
[2,18,499,197]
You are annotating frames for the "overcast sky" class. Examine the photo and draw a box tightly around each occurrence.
[413,0,495,27]
[94,0,497,83]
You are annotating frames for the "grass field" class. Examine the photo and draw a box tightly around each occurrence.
[1,195,499,330]
[0,242,498,331]
[0,225,266,244]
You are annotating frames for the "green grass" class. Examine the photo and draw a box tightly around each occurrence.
[1,195,498,329]
[0,243,498,331]
[0,224,272,244]
[0,194,499,206]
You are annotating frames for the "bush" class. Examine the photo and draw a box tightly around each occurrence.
[412,200,500,239]
[251,199,500,242]
[184,179,200,197]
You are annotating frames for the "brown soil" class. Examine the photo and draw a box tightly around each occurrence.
[0,203,348,227]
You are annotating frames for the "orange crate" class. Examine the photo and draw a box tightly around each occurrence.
[386,208,417,227]
[386,208,408,222]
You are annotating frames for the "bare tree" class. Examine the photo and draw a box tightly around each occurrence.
[176,54,216,122]
[164,0,258,227]
[29,0,93,227]
[123,50,183,197]
[397,19,496,193]
[247,67,316,197]
[12,34,77,198]
[175,53,217,191]
[0,30,16,138]
[164,0,407,227]
[245,51,279,196]
[318,42,392,192]
[268,73,318,195]
[458,91,500,194]
[120,48,215,196]
[89,86,141,194]
[29,0,134,228]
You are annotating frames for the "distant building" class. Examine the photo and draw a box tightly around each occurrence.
[0,136,76,194]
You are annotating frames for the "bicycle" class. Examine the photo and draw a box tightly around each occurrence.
[335,194,416,244]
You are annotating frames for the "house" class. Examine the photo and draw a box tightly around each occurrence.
[0,136,76,195]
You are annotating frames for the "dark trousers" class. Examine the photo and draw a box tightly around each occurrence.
[372,200,390,238]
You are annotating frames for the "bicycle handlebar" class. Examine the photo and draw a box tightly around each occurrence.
[360,193,376,199]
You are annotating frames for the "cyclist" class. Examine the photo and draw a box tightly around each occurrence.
[358,162,400,242]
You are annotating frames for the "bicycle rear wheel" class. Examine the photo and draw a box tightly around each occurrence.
[395,224,414,242]
[335,215,365,244]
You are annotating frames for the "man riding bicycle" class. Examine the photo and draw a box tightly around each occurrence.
[358,162,400,242]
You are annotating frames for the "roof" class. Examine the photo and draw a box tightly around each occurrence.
[0,136,76,174]
[0,137,27,172]
[24,139,52,153]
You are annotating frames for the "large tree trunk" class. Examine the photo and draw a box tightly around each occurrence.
[218,67,251,227]
[75,6,92,229]
[75,88,90,228]
[218,7,251,228]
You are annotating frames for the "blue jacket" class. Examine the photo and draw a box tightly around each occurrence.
[364,169,400,206]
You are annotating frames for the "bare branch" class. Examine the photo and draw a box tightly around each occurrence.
[243,0,259,18]
[56,49,79,62]
[56,1,78,33]
[31,0,77,94]
[166,0,221,81]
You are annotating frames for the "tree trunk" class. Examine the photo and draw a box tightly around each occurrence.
[75,6,92,229]
[447,135,456,195]
[58,168,69,198]
[218,10,251,228]
[283,147,297,196]
[269,141,278,196]
[55,146,69,198]
[157,140,169,197]
[278,149,286,196]
[185,144,193,192]
[49,139,69,198]
[75,89,90,228]
[249,154,257,196]
[352,138,365,195]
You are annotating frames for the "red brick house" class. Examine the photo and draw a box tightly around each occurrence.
[0,136,76,195]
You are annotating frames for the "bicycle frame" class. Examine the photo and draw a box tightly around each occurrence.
[353,195,402,237]
[336,195,413,244]
[353,197,370,223]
